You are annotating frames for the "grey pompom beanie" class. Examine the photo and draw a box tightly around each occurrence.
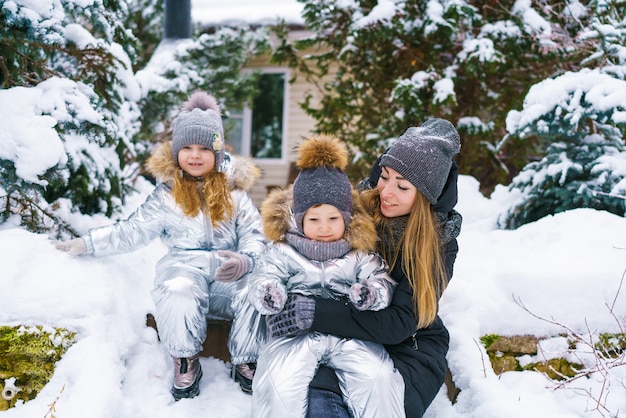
[292,134,353,232]
[380,118,461,204]
[171,91,225,169]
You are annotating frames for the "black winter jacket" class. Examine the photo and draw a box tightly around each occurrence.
[309,239,456,417]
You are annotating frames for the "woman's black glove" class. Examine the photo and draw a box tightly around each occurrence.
[266,294,315,338]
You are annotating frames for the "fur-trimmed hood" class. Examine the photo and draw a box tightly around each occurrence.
[260,185,378,252]
[145,141,260,191]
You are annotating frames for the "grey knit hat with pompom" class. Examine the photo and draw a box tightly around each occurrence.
[380,118,461,204]
[171,91,225,169]
[292,134,353,233]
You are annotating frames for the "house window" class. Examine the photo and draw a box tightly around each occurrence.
[224,70,287,160]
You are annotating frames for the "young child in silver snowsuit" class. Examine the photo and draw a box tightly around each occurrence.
[248,134,404,417]
[53,91,266,400]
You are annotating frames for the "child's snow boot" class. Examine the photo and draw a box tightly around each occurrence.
[232,362,255,394]
[171,354,202,400]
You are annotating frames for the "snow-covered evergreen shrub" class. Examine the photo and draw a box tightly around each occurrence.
[1,0,142,233]
[500,71,626,228]
[499,0,626,229]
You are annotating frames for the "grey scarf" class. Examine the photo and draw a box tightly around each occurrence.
[377,215,407,261]
[285,231,352,262]
[377,209,462,257]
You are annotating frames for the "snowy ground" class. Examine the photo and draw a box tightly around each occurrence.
[0,174,625,418]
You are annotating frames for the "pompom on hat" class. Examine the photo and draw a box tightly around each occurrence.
[292,134,353,232]
[380,118,461,204]
[171,91,225,169]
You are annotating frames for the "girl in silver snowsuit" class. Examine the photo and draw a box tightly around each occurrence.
[247,135,404,418]
[53,92,266,400]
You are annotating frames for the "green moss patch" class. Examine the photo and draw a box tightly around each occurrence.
[525,358,582,380]
[0,325,75,410]
[595,332,626,358]
[481,334,584,380]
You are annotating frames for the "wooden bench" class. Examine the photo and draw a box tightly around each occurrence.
[146,314,232,362]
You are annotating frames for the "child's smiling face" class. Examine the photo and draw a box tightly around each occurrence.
[302,204,346,242]
[178,144,215,177]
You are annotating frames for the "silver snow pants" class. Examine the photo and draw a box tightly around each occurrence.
[251,332,405,418]
[151,259,266,364]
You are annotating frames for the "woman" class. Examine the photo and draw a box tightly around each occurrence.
[266,118,462,417]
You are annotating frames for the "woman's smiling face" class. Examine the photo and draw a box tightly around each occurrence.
[377,166,417,218]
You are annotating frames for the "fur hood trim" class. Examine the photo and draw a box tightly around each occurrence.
[260,185,378,252]
[145,141,260,191]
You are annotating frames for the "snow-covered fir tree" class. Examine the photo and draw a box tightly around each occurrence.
[270,0,581,185]
[1,0,143,233]
[498,0,626,229]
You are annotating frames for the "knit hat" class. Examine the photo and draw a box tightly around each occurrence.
[380,118,461,204]
[292,134,353,232]
[171,91,225,169]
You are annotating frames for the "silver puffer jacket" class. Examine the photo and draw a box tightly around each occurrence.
[83,142,266,362]
[249,187,395,314]
[250,243,394,314]
[249,187,403,418]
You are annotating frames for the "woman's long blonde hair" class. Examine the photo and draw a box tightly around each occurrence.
[363,188,447,328]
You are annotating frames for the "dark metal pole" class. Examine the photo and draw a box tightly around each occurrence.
[164,0,192,39]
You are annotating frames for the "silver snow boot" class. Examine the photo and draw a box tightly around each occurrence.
[171,354,202,400]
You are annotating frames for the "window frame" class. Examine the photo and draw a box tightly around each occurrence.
[233,67,289,163]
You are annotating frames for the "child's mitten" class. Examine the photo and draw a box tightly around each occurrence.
[214,250,252,282]
[266,294,315,338]
[52,238,87,256]
[255,282,287,314]
[349,281,378,311]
